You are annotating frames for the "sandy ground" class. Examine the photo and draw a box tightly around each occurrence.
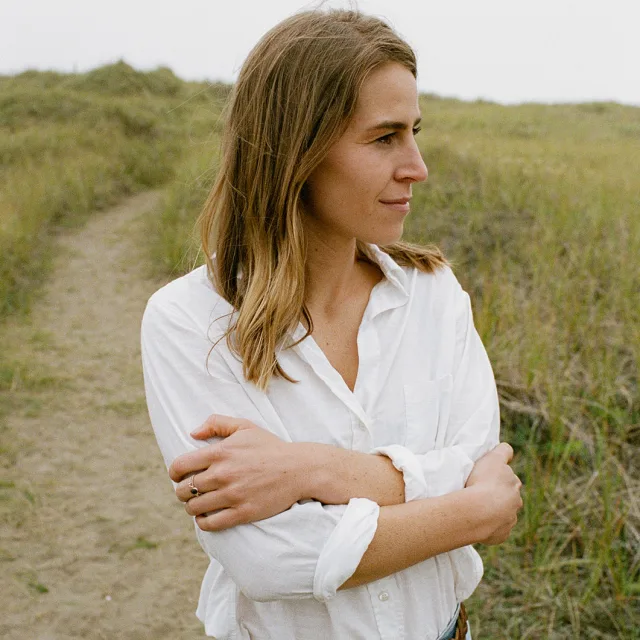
[1,192,209,639]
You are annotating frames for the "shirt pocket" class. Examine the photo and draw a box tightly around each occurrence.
[403,374,453,453]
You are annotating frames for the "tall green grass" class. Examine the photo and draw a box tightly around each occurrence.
[147,142,220,278]
[406,97,640,637]
[152,95,639,637]
[0,62,229,319]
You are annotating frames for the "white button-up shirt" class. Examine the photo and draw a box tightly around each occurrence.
[141,244,499,640]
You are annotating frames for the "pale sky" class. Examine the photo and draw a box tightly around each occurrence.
[1,0,638,105]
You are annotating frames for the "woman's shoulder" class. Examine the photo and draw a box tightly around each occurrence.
[371,243,461,299]
[400,263,469,337]
[143,264,233,333]
[410,261,464,304]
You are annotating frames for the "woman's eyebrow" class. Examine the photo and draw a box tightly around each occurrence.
[365,117,422,133]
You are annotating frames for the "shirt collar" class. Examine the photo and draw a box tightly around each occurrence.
[364,243,409,298]
[220,245,409,295]
[282,245,412,351]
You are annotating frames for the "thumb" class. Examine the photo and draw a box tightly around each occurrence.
[190,414,252,439]
[493,442,514,464]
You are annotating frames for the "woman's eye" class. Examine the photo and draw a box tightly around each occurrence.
[376,127,421,145]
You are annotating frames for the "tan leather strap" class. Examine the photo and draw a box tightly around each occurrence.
[452,603,469,639]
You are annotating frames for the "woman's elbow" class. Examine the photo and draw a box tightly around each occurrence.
[200,539,317,602]
[234,570,314,603]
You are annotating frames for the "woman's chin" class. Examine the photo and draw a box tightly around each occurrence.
[361,224,405,247]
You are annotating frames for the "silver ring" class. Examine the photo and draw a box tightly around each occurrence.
[188,474,202,497]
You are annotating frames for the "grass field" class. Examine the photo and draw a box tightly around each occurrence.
[1,65,638,637]
[0,61,229,320]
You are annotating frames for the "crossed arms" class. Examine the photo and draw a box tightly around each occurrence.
[141,285,522,602]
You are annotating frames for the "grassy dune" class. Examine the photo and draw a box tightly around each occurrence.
[152,95,640,637]
[0,62,228,319]
[1,64,637,636]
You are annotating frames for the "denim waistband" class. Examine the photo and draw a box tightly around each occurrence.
[437,603,461,640]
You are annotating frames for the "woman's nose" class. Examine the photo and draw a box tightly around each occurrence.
[398,140,428,183]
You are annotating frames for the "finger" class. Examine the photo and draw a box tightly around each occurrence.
[493,442,514,464]
[195,507,246,532]
[185,490,229,517]
[190,414,254,440]
[175,471,218,502]
[169,445,221,483]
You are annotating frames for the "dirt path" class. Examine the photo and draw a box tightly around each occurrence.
[1,192,208,639]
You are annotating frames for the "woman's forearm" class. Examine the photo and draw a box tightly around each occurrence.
[295,442,406,506]
[339,486,487,590]
[340,445,523,590]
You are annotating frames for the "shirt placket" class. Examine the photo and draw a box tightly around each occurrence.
[294,336,374,438]
[367,578,405,640]
[351,309,379,452]
[357,284,407,640]
[290,260,410,640]
[354,309,379,407]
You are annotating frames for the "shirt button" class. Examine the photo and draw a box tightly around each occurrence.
[378,591,390,602]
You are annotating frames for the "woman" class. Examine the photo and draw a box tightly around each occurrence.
[141,8,522,640]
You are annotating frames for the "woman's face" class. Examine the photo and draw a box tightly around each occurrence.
[302,62,428,247]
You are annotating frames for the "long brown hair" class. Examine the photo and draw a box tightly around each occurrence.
[200,8,448,390]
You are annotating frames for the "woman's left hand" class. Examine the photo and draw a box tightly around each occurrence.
[169,415,310,532]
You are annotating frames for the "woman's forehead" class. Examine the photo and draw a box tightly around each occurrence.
[350,63,420,130]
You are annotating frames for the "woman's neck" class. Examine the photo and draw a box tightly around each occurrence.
[303,226,365,319]
[303,227,382,322]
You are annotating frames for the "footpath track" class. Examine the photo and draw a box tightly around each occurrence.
[1,192,208,639]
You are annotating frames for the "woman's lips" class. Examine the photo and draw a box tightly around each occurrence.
[379,198,411,212]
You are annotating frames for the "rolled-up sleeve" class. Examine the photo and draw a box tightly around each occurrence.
[371,276,500,501]
[196,497,379,602]
[141,288,379,602]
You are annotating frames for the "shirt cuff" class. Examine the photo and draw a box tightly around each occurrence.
[370,444,430,502]
[312,497,379,602]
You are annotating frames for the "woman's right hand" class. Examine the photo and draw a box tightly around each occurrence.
[169,416,310,531]
[465,442,523,545]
